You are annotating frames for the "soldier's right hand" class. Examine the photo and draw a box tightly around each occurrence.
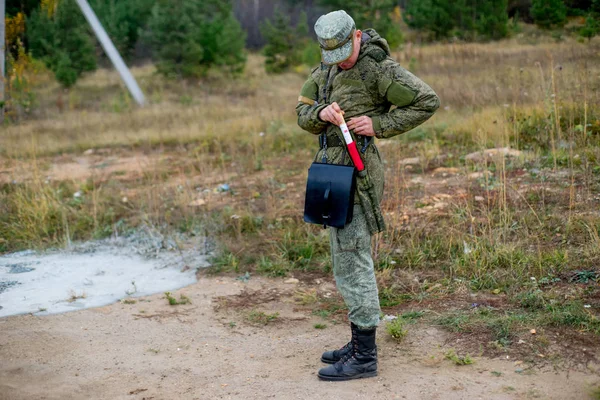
[318,102,345,126]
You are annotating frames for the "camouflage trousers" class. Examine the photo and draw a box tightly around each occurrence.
[329,205,381,329]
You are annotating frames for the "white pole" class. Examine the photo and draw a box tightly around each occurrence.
[0,0,5,121]
[75,0,146,106]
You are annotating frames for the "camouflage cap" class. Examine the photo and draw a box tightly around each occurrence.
[314,10,356,66]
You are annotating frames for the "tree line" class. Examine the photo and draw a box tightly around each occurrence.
[2,0,599,91]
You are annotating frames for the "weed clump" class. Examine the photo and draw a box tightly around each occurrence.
[164,292,191,305]
[445,349,474,365]
[386,317,408,342]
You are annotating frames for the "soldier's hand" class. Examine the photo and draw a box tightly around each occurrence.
[348,116,376,137]
[318,102,345,126]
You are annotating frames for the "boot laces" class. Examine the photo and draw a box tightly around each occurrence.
[341,337,359,365]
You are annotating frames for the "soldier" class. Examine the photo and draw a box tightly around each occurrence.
[296,10,440,381]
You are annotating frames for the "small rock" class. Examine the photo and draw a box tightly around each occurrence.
[465,148,523,163]
[426,283,443,292]
[121,197,128,203]
[84,149,94,155]
[188,199,206,207]
[284,278,299,284]
[399,157,421,166]
[468,171,492,180]
[432,167,459,176]
[217,184,231,192]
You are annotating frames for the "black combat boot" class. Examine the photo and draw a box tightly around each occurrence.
[317,324,377,381]
[320,323,357,364]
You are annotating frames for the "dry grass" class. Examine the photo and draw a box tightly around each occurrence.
[396,39,600,109]
[1,56,304,157]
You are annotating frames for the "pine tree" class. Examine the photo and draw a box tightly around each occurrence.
[89,0,154,60]
[146,0,246,78]
[580,14,599,40]
[261,9,300,73]
[476,0,510,40]
[531,0,568,29]
[404,0,455,40]
[27,0,97,88]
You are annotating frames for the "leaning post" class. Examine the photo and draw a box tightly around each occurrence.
[0,0,5,122]
[75,0,146,106]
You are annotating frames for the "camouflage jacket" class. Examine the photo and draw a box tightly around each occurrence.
[296,29,440,230]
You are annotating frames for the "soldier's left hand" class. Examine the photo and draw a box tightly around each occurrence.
[347,116,376,137]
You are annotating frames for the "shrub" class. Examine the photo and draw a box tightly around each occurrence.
[386,317,408,341]
[89,0,154,60]
[261,9,310,73]
[580,14,600,41]
[404,0,509,41]
[531,0,568,29]
[146,0,246,78]
[27,0,97,88]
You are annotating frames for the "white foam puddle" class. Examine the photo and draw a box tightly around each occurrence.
[0,234,210,317]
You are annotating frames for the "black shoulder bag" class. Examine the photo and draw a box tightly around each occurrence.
[303,134,356,229]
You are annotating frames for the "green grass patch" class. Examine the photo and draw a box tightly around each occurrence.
[379,287,413,307]
[543,301,600,334]
[401,310,426,321]
[257,255,289,277]
[208,250,240,274]
[436,298,600,344]
[247,310,279,325]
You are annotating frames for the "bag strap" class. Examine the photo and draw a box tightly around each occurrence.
[321,183,331,228]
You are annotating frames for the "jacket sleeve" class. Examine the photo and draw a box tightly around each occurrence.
[371,60,440,139]
[295,70,329,135]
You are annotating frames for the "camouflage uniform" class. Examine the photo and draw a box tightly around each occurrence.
[296,29,440,329]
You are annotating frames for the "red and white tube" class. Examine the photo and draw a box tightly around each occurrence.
[339,120,365,171]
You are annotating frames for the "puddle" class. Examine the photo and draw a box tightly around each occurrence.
[0,228,211,318]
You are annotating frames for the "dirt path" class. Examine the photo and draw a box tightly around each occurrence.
[1,275,598,400]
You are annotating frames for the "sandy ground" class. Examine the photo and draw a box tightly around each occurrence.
[1,275,599,400]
